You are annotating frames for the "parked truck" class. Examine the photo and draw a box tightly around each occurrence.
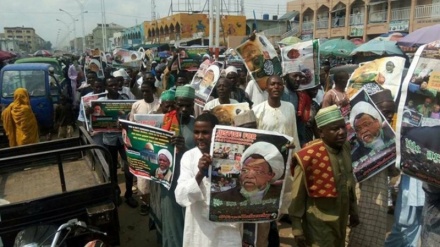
[0,127,120,246]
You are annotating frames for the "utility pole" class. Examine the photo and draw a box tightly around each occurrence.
[151,0,156,21]
[75,0,87,53]
[215,0,220,60]
[209,0,213,53]
[101,0,107,52]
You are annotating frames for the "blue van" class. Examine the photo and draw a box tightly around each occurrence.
[0,63,61,131]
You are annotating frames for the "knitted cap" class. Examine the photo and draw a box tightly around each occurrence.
[315,105,344,128]
[160,90,176,102]
[233,110,256,127]
[175,85,195,99]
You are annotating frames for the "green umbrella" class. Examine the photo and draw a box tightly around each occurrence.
[320,38,356,58]
[278,36,302,45]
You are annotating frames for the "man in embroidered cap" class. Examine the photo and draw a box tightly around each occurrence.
[212,141,285,203]
[290,105,359,247]
[151,84,196,247]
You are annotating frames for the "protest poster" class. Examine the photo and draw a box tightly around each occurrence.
[90,100,135,132]
[396,41,440,186]
[346,56,406,100]
[81,92,106,131]
[177,46,209,71]
[190,64,220,107]
[119,119,175,189]
[208,125,292,223]
[112,48,145,68]
[85,48,106,78]
[235,32,282,92]
[280,40,320,90]
[348,89,396,182]
[133,114,164,128]
[210,103,250,125]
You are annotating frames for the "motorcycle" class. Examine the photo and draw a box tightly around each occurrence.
[13,219,107,247]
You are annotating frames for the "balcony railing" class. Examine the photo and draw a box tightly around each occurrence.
[391,7,411,21]
[415,4,440,19]
[316,19,329,29]
[369,10,387,23]
[331,17,346,28]
[263,26,286,36]
[281,24,299,39]
[302,21,314,31]
[350,13,364,26]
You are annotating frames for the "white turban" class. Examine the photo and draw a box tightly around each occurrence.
[241,142,284,182]
[157,149,173,166]
[349,101,382,128]
[225,66,238,76]
[113,68,129,79]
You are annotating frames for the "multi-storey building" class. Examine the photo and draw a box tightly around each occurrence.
[3,27,46,53]
[287,0,438,42]
[92,23,125,51]
[143,13,246,46]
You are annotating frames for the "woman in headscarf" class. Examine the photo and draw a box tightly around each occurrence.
[1,88,39,147]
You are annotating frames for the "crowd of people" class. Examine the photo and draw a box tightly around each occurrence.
[1,36,440,247]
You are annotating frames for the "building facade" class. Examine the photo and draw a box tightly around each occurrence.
[287,0,438,41]
[3,27,46,53]
[143,13,246,46]
[92,23,125,51]
[122,24,145,49]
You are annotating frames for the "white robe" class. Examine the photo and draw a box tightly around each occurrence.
[245,79,268,106]
[175,147,243,247]
[252,100,301,214]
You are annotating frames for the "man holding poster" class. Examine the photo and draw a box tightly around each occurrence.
[290,105,359,247]
[175,113,243,247]
[98,77,137,208]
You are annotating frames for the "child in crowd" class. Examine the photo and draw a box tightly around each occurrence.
[430,104,440,119]
[55,94,76,138]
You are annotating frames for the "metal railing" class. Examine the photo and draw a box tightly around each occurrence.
[369,10,387,23]
[331,17,346,28]
[415,4,440,19]
[280,25,299,39]
[316,19,329,29]
[302,21,314,31]
[263,25,286,36]
[391,7,411,21]
[350,13,364,26]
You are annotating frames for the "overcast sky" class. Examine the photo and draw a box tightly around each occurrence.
[0,0,288,47]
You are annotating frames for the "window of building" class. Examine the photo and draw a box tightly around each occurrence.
[26,30,31,33]
[16,35,23,38]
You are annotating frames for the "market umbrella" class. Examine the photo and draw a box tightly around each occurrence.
[33,50,52,57]
[0,50,16,61]
[398,24,440,47]
[350,39,404,56]
[376,32,406,42]
[278,36,302,46]
[350,38,365,46]
[320,38,357,58]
